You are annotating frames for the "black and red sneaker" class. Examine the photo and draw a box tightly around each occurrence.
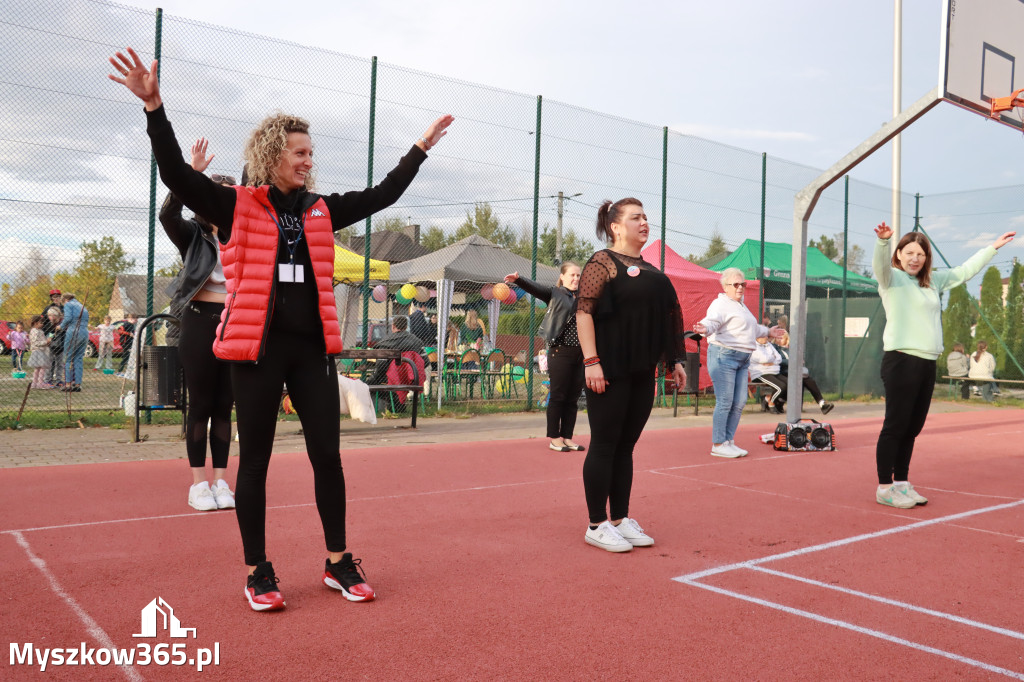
[323,553,375,602]
[245,561,285,612]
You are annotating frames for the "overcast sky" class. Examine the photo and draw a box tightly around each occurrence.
[143,0,1023,194]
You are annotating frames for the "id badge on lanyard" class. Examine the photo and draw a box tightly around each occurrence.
[268,206,307,284]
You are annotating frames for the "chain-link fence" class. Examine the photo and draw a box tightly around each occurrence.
[2,0,1021,423]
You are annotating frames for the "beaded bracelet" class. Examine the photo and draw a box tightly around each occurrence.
[583,356,601,367]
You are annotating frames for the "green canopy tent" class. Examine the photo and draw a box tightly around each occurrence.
[710,239,877,295]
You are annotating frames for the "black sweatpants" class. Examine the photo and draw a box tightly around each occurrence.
[876,350,936,485]
[583,369,656,525]
[759,372,825,407]
[232,329,345,566]
[178,301,233,469]
[546,345,585,439]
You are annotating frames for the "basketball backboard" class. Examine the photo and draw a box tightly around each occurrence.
[940,0,1024,129]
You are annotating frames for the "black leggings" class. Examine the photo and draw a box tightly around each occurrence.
[179,301,233,469]
[232,329,345,566]
[582,369,656,525]
[546,345,585,439]
[876,351,936,484]
[757,372,825,406]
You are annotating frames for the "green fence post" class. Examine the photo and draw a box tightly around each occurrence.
[759,152,766,317]
[361,56,377,347]
[145,9,163,426]
[526,95,542,411]
[840,175,849,399]
[660,126,667,271]
[913,192,921,232]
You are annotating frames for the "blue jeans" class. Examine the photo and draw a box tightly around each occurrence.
[64,336,87,386]
[707,344,751,444]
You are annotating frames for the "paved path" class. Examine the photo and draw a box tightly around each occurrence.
[2,398,1002,468]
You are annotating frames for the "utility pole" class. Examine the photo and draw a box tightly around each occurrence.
[554,191,582,265]
[556,191,564,265]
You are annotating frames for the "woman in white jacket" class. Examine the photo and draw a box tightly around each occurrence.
[694,268,783,458]
[968,340,997,402]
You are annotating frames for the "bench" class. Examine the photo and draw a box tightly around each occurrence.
[940,375,1024,399]
[336,349,424,428]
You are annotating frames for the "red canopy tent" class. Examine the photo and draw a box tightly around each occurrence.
[642,241,762,390]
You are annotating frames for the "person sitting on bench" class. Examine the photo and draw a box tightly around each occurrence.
[772,331,835,415]
[749,334,785,413]
[946,342,970,400]
[367,316,424,411]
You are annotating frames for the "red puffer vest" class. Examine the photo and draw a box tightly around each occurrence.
[213,185,342,362]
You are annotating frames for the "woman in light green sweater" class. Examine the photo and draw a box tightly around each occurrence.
[872,222,1015,509]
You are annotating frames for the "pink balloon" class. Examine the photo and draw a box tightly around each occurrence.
[372,284,387,303]
[481,284,494,300]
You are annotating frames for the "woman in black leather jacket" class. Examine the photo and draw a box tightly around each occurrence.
[505,262,585,452]
[160,138,236,513]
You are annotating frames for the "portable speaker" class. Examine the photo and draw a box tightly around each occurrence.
[773,419,836,451]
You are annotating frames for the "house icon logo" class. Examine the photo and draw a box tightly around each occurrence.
[132,597,197,639]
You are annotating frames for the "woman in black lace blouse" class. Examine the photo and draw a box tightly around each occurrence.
[575,198,687,553]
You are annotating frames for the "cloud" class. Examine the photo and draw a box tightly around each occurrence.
[668,123,816,143]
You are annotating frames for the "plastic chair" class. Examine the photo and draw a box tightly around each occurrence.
[453,348,481,399]
[480,348,508,398]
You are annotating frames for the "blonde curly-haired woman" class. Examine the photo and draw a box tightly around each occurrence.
[109,46,453,612]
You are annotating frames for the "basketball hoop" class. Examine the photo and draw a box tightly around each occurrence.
[989,88,1024,117]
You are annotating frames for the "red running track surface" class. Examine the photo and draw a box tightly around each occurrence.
[1,409,1022,680]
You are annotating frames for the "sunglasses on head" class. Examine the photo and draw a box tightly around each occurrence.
[211,174,236,185]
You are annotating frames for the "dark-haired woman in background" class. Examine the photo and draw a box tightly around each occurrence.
[505,262,585,452]
[576,198,686,553]
[160,137,236,513]
[872,222,1014,509]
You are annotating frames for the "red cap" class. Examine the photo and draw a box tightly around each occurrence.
[49,289,61,296]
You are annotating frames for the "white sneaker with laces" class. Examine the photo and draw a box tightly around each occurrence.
[615,518,654,547]
[585,521,633,552]
[726,440,748,456]
[876,484,916,509]
[897,483,928,505]
[710,443,744,458]
[212,479,235,509]
[188,481,218,511]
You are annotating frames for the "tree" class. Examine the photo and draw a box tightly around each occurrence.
[155,256,184,278]
[420,225,448,252]
[374,215,408,233]
[687,227,729,265]
[452,203,517,249]
[809,234,839,261]
[941,284,975,376]
[1002,261,1024,379]
[535,225,595,267]
[975,266,1006,371]
[79,236,135,276]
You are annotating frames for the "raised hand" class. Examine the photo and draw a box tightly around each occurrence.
[190,138,215,173]
[417,115,455,151]
[503,272,519,285]
[874,221,893,240]
[107,47,161,110]
[993,231,1016,249]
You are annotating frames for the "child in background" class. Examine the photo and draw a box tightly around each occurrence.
[95,315,115,371]
[10,321,28,372]
[27,315,53,388]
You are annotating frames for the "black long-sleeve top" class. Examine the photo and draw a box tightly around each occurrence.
[145,105,427,337]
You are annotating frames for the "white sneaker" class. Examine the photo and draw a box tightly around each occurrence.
[727,440,749,456]
[876,484,916,509]
[188,481,218,511]
[584,521,633,552]
[615,518,654,547]
[212,479,235,509]
[710,443,744,458]
[897,483,928,505]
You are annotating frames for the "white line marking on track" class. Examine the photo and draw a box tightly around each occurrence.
[674,499,1024,582]
[10,531,144,682]
[750,566,1024,640]
[680,579,1024,680]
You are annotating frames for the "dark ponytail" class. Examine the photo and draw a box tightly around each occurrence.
[595,197,642,245]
